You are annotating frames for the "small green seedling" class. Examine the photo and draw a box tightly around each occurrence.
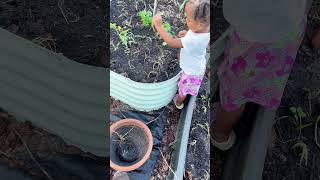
[138,10,153,27]
[110,22,135,52]
[290,106,307,139]
[290,107,306,121]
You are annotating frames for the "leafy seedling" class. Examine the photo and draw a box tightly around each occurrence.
[290,106,306,123]
[110,22,135,53]
[290,106,307,139]
[138,10,153,27]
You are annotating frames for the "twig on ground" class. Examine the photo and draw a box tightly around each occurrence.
[0,150,11,159]
[152,0,157,32]
[13,129,54,180]
[303,88,312,115]
[315,116,320,149]
[58,0,69,24]
[157,147,179,180]
[118,109,127,119]
[146,107,167,125]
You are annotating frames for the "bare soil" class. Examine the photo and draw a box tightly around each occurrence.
[110,0,186,82]
[0,0,107,67]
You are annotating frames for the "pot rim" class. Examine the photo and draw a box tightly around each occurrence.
[110,118,153,172]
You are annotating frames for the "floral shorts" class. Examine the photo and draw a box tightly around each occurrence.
[218,19,306,112]
[178,73,203,97]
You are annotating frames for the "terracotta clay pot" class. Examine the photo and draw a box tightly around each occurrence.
[110,119,153,172]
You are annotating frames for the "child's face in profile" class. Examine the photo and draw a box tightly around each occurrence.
[184,2,202,32]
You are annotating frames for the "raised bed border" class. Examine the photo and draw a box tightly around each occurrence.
[0,27,108,157]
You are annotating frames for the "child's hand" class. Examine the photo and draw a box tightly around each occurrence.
[153,13,163,27]
[178,30,187,38]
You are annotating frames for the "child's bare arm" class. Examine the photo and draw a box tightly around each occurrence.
[153,14,183,48]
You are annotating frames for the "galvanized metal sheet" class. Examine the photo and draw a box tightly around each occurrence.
[0,28,108,157]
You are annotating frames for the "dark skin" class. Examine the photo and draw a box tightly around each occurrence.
[312,27,320,48]
[152,2,210,106]
[211,104,245,142]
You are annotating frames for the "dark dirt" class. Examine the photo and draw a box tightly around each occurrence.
[116,142,139,162]
[210,0,229,179]
[110,0,186,82]
[185,76,210,179]
[0,109,107,180]
[152,105,180,179]
[0,0,107,67]
[263,2,320,179]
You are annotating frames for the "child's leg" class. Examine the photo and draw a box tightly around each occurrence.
[312,27,320,48]
[176,95,187,106]
[211,103,245,142]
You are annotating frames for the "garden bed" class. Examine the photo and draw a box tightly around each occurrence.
[0,0,107,67]
[110,0,186,82]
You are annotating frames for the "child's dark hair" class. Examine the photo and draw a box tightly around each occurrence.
[185,0,210,24]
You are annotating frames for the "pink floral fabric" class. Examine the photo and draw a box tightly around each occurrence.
[178,73,203,97]
[218,20,306,112]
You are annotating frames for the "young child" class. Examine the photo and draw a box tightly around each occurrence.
[211,0,308,150]
[152,0,210,109]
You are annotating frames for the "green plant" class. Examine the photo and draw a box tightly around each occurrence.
[290,106,306,121]
[138,10,153,27]
[290,106,307,139]
[110,22,135,52]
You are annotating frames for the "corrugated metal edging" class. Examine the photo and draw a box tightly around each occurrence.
[0,28,108,157]
[167,96,196,180]
[222,108,276,180]
[110,70,181,111]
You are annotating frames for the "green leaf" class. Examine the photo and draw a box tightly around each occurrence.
[297,107,306,118]
[290,107,297,113]
[110,22,117,30]
[138,10,153,27]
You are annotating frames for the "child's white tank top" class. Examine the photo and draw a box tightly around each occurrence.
[180,30,210,76]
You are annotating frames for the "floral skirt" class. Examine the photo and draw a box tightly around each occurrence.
[178,73,203,97]
[218,20,306,111]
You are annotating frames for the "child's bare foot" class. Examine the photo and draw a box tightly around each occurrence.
[211,129,236,151]
[173,94,185,109]
[312,27,320,48]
